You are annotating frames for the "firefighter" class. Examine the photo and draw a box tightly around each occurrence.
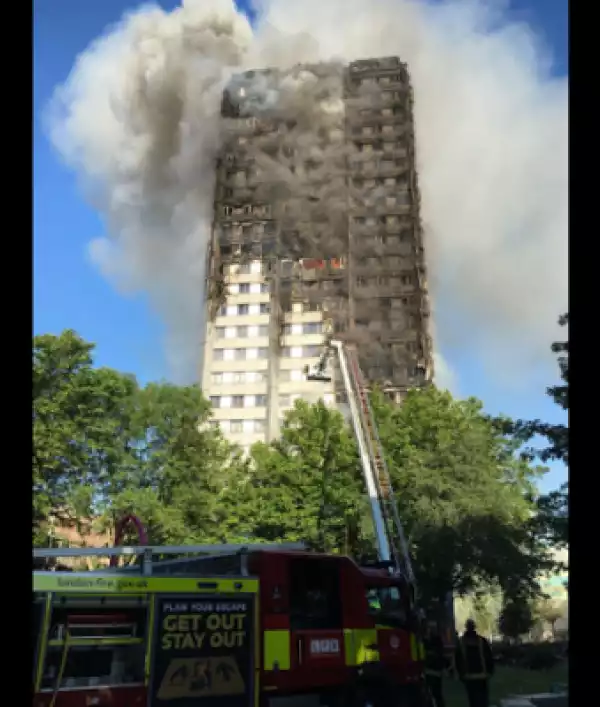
[423,620,446,707]
[455,619,494,707]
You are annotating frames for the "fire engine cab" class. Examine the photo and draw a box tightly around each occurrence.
[32,341,429,707]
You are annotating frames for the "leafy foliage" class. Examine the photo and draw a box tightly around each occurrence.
[511,314,569,466]
[499,596,535,641]
[33,331,243,546]
[487,314,568,549]
[33,329,550,606]
[233,400,369,553]
[370,387,548,604]
[534,598,566,639]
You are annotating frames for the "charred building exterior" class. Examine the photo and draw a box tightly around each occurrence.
[202,56,433,449]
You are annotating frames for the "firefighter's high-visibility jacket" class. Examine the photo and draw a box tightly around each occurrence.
[423,634,446,677]
[454,631,494,681]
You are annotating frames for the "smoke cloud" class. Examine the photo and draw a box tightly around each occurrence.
[45,0,567,389]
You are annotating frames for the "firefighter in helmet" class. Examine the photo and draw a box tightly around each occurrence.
[455,619,494,707]
[423,619,446,707]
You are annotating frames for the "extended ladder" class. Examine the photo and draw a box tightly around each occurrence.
[326,341,415,589]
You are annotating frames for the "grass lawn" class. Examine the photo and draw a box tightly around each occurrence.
[443,663,568,707]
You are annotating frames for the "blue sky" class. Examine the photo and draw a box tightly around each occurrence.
[33,0,568,491]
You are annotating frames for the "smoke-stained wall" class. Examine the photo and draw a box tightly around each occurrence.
[208,56,432,397]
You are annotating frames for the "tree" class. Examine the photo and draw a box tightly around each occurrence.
[512,314,568,465]
[370,386,549,608]
[535,598,565,640]
[33,330,245,548]
[235,400,369,553]
[32,328,553,607]
[455,586,503,640]
[33,330,137,544]
[499,596,535,642]
[101,381,247,546]
[509,314,568,547]
[231,386,548,610]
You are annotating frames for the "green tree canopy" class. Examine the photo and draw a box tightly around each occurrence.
[505,313,569,548]
[33,330,244,547]
[230,400,368,553]
[229,387,549,608]
[370,387,549,605]
[33,329,551,606]
[33,330,137,544]
[499,595,535,641]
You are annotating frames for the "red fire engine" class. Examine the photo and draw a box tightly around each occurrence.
[32,341,430,707]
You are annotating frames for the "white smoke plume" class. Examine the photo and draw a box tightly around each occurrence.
[45,0,567,388]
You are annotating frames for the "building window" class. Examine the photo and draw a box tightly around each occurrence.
[304,345,320,357]
[254,420,266,433]
[216,327,226,339]
[230,420,243,433]
[238,304,249,315]
[213,349,224,361]
[279,395,291,408]
[260,303,270,314]
[238,263,251,274]
[234,349,246,361]
[401,274,413,286]
[261,283,269,293]
[258,325,269,336]
[218,304,227,316]
[209,396,220,408]
[211,373,223,385]
[258,347,269,359]
[304,322,322,334]
[255,395,267,407]
[239,283,250,294]
[231,395,244,408]
[237,326,248,338]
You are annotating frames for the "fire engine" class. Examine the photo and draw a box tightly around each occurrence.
[32,341,430,707]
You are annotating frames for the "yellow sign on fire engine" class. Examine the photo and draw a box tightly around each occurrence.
[157,657,245,699]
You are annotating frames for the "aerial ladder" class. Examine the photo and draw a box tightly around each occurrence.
[306,339,416,592]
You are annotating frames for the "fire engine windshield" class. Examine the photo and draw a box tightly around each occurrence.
[366,585,407,626]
